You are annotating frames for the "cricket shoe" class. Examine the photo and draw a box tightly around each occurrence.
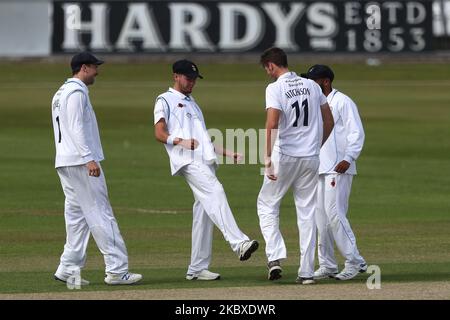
[54,273,90,286]
[313,267,338,280]
[359,263,368,272]
[295,277,316,285]
[335,263,367,281]
[267,260,282,281]
[186,270,221,281]
[104,272,142,285]
[239,240,259,261]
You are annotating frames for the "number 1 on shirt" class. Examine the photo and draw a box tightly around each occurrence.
[56,116,62,143]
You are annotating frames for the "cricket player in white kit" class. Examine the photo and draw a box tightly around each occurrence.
[257,48,334,284]
[301,65,367,281]
[154,59,259,281]
[51,52,142,285]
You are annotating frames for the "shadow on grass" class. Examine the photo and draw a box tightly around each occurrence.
[1,262,449,294]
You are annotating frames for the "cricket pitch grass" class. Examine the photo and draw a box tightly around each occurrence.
[0,60,449,300]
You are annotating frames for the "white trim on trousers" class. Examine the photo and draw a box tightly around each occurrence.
[257,153,319,278]
[56,164,129,275]
[316,173,365,270]
[180,162,250,274]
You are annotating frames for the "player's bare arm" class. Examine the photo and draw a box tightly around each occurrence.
[213,144,243,163]
[154,118,198,150]
[320,102,334,146]
[265,108,280,180]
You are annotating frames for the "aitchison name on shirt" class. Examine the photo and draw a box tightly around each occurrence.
[285,88,311,99]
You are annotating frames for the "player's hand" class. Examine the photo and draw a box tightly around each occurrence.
[265,160,277,181]
[334,160,350,173]
[86,161,101,177]
[233,153,243,164]
[178,138,199,150]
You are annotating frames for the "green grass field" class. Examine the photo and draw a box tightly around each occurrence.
[0,60,449,295]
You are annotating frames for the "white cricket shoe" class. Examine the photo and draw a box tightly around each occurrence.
[335,263,367,281]
[313,267,338,280]
[186,270,221,281]
[295,277,316,285]
[54,273,90,286]
[239,240,259,261]
[104,272,142,285]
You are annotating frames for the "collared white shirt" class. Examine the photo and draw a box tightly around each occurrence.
[319,88,365,175]
[51,78,104,168]
[265,71,327,158]
[154,88,216,175]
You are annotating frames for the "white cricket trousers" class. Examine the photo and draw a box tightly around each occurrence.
[180,162,250,274]
[316,174,365,270]
[257,154,319,278]
[55,164,129,275]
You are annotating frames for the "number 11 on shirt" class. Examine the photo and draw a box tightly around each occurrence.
[291,99,309,127]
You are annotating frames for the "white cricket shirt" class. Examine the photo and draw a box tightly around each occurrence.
[319,89,365,175]
[51,78,104,168]
[154,88,216,175]
[265,72,327,157]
